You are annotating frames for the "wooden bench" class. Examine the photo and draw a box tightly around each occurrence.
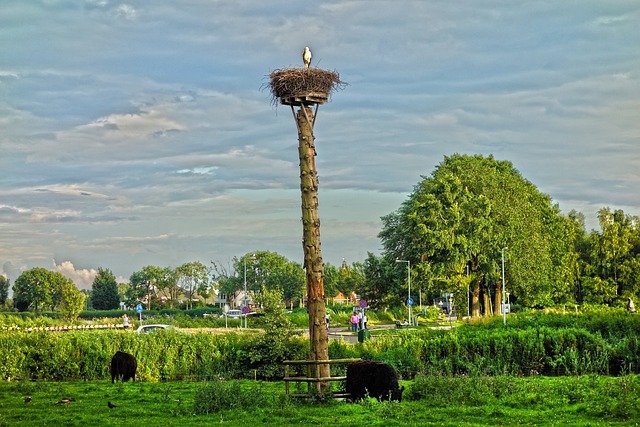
[283,358,362,399]
[395,320,409,329]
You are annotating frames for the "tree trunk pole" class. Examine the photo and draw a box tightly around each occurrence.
[471,278,481,318]
[296,106,330,392]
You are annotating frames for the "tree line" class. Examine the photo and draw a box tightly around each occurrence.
[4,154,639,318]
[378,154,640,316]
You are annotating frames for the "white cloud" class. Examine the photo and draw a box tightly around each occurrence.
[53,260,98,290]
[53,260,128,289]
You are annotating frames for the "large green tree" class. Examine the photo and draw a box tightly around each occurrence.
[13,268,53,312]
[380,154,575,315]
[217,252,305,308]
[175,261,210,310]
[128,265,176,309]
[91,268,120,310]
[361,253,404,309]
[324,260,365,303]
[582,208,640,304]
[60,282,86,321]
[0,275,8,306]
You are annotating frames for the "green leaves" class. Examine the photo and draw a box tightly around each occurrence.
[380,154,576,311]
[13,268,76,312]
[91,268,120,310]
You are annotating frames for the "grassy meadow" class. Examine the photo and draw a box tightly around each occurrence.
[1,376,639,426]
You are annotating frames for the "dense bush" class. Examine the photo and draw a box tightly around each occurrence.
[2,311,640,382]
[0,328,309,382]
[325,313,640,378]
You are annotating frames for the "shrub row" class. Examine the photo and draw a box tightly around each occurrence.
[2,312,639,382]
[0,329,308,382]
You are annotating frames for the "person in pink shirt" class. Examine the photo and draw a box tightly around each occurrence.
[350,312,359,332]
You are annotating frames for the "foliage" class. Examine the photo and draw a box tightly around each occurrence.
[0,275,8,306]
[361,252,404,309]
[324,260,365,302]
[60,282,86,321]
[246,287,305,378]
[216,252,305,306]
[379,154,581,314]
[175,261,210,310]
[193,380,270,414]
[128,265,178,309]
[2,310,640,382]
[12,268,73,312]
[91,268,120,310]
[581,208,640,305]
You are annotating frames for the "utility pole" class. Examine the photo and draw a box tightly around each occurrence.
[502,247,507,325]
[268,54,345,392]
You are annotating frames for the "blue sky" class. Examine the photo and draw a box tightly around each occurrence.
[1,1,639,288]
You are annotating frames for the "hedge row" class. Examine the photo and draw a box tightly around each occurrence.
[2,312,639,382]
[0,329,309,382]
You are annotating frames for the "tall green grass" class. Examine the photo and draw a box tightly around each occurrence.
[2,311,640,381]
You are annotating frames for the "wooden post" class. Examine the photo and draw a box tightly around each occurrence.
[296,105,330,392]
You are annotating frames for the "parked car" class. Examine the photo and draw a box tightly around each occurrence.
[224,309,243,319]
[136,324,173,334]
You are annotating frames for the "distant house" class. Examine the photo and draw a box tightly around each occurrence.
[330,292,359,305]
[333,292,349,304]
[231,290,255,309]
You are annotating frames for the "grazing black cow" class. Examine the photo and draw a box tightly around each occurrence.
[110,351,137,383]
[346,360,405,402]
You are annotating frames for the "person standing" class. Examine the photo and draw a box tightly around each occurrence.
[122,313,130,328]
[350,312,359,332]
[357,310,363,331]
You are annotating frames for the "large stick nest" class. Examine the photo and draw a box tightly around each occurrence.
[266,68,346,105]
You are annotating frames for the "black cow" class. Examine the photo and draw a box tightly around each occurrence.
[346,360,405,402]
[110,351,137,383]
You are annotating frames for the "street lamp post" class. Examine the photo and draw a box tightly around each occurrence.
[501,247,507,325]
[466,262,470,319]
[396,259,411,326]
[243,254,257,328]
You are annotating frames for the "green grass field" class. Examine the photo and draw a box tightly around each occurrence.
[1,376,638,426]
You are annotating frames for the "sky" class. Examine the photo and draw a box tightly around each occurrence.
[1,1,639,289]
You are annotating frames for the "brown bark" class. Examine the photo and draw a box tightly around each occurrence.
[471,278,481,318]
[483,292,491,316]
[296,106,330,392]
[494,280,503,317]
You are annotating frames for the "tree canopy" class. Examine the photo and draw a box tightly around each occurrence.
[91,268,120,310]
[0,275,9,307]
[215,251,305,307]
[380,154,575,316]
[12,268,80,313]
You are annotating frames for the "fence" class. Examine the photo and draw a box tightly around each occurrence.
[283,358,361,399]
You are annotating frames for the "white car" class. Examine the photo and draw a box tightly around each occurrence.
[136,324,173,334]
[224,309,243,319]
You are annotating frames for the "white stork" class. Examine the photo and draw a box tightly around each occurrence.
[302,47,312,68]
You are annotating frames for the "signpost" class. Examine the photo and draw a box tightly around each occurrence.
[359,300,367,330]
[242,306,250,328]
[136,303,143,323]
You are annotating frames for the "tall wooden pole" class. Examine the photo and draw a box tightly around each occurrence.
[296,105,330,391]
